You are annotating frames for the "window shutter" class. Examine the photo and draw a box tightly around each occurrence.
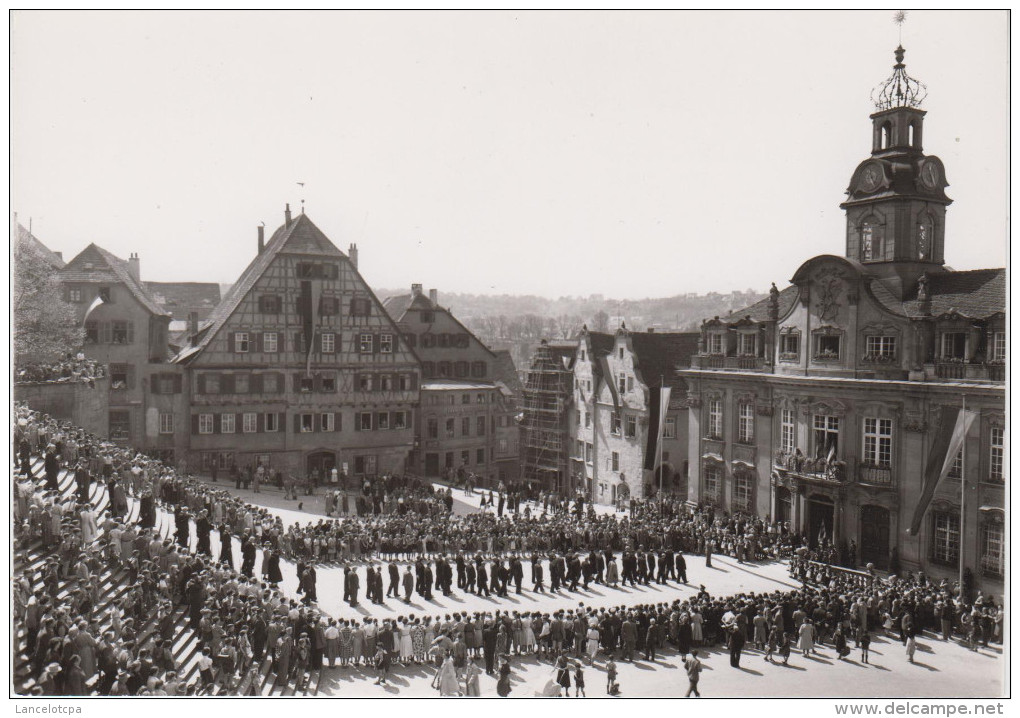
[127,366,136,390]
[255,332,263,353]
[409,373,418,390]
[222,374,235,394]
[278,412,285,429]
[334,412,341,432]
[293,414,301,433]
[191,415,199,434]
[276,372,285,393]
[354,413,361,432]
[251,374,263,394]
[313,374,323,392]
[151,377,161,395]
[100,321,112,344]
[127,322,135,345]
[257,413,264,433]
[173,375,183,394]
[213,414,221,434]
[198,374,206,394]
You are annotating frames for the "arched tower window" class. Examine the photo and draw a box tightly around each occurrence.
[861,220,883,262]
[908,124,915,147]
[881,122,892,150]
[917,215,934,261]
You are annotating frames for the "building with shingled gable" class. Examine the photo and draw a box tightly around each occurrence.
[173,205,420,480]
[681,46,1005,591]
[58,242,176,453]
[572,326,699,505]
[383,285,520,486]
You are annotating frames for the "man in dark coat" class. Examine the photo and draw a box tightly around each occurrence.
[302,564,317,604]
[423,563,434,600]
[727,624,745,667]
[44,448,60,492]
[676,552,688,583]
[74,461,91,503]
[482,622,498,674]
[465,560,477,594]
[532,557,545,593]
[387,562,400,598]
[402,566,414,603]
[456,554,466,589]
[195,511,212,555]
[241,536,257,577]
[347,566,360,606]
[476,559,490,597]
[511,557,524,594]
[175,508,191,550]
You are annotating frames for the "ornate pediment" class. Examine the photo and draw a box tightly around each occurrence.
[799,399,850,417]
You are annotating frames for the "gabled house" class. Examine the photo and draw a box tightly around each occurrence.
[174,206,420,480]
[384,285,520,485]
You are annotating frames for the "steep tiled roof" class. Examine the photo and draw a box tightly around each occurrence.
[901,268,1005,319]
[382,292,434,322]
[179,213,346,360]
[587,331,615,356]
[145,282,222,321]
[492,349,523,397]
[630,331,701,389]
[722,285,800,324]
[15,223,65,269]
[60,243,167,316]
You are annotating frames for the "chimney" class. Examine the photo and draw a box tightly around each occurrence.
[411,283,423,296]
[188,311,199,339]
[128,253,140,281]
[429,288,438,305]
[257,225,265,254]
[348,243,358,269]
[647,327,655,333]
[285,203,292,226]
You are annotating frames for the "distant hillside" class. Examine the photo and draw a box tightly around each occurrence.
[375,287,768,371]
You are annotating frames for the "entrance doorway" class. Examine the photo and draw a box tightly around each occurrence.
[425,453,440,477]
[775,486,793,525]
[808,496,835,547]
[306,451,336,478]
[859,505,891,570]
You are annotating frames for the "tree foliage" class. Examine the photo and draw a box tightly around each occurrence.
[13,238,83,363]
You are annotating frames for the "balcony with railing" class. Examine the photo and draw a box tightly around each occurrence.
[925,361,1006,383]
[858,463,894,487]
[773,449,847,484]
[691,354,769,372]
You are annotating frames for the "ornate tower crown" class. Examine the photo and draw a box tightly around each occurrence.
[871,45,927,111]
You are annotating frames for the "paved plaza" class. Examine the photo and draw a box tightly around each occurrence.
[178,480,1005,698]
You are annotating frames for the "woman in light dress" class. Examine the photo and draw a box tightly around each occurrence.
[521,613,536,654]
[585,624,600,664]
[690,610,704,645]
[435,654,460,696]
[79,504,98,545]
[411,619,427,664]
[798,619,816,656]
[463,659,482,696]
[606,556,620,587]
[324,620,339,667]
[399,618,414,664]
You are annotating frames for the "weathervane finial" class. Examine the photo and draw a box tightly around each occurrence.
[894,10,907,44]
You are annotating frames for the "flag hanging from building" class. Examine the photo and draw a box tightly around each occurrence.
[83,294,105,320]
[907,405,978,536]
[643,385,672,471]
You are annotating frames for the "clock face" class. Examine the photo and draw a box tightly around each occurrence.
[920,161,940,189]
[860,164,882,192]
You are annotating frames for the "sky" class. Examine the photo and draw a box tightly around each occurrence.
[10,10,1008,299]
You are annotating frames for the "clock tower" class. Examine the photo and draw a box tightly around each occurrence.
[840,46,952,299]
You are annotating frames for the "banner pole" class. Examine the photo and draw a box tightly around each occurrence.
[959,395,966,597]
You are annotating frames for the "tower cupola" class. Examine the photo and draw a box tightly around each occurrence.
[840,44,953,299]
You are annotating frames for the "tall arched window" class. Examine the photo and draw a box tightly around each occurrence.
[908,123,915,147]
[881,122,892,149]
[861,220,883,261]
[917,216,934,260]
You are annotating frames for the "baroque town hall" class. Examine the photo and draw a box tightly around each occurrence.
[681,47,1005,591]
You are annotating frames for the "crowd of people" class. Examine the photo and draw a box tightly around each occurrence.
[10,403,1005,697]
[15,355,105,386]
